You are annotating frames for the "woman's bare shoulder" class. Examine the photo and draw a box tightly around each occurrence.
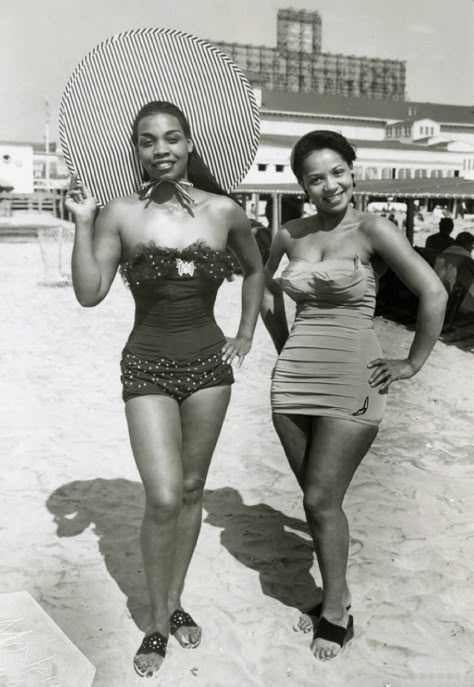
[281,215,314,239]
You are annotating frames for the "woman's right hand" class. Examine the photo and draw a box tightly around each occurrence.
[65,174,98,222]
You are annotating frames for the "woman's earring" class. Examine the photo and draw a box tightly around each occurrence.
[352,174,356,188]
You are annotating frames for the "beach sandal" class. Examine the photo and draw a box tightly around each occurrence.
[313,614,354,659]
[133,630,168,678]
[295,602,351,633]
[169,609,201,648]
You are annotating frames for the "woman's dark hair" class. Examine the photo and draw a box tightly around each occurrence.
[132,100,228,196]
[291,130,357,182]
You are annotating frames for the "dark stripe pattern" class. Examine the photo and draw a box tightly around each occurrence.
[59,28,260,206]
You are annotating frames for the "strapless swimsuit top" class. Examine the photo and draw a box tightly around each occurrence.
[120,240,235,318]
[278,256,377,319]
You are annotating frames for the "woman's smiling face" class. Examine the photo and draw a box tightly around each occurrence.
[301,148,353,213]
[136,112,193,181]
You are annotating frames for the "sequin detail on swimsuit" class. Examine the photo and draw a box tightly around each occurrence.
[121,350,233,403]
[119,240,237,403]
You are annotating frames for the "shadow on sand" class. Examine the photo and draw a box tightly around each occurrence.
[45,480,321,632]
[46,478,149,630]
[203,487,321,611]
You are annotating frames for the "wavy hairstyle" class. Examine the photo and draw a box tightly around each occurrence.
[290,130,357,183]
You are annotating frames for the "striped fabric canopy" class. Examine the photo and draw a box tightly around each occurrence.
[59,28,260,206]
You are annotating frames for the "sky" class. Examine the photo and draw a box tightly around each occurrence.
[2,0,473,143]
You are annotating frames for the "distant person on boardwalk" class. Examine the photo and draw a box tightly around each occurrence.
[425,217,455,254]
[387,212,398,227]
[66,100,263,678]
[261,130,447,662]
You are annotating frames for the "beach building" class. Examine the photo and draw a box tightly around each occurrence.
[241,89,474,188]
[0,142,68,194]
[0,142,34,193]
[212,7,406,100]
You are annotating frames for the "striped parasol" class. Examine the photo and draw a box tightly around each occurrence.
[59,28,260,207]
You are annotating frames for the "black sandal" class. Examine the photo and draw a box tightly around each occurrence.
[133,630,168,677]
[169,609,200,647]
[313,614,354,654]
[299,602,351,625]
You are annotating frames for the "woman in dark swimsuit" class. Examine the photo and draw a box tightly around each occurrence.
[66,101,264,678]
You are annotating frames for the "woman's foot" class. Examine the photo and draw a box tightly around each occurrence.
[294,599,323,633]
[169,607,201,648]
[295,588,352,634]
[311,607,354,661]
[133,617,169,678]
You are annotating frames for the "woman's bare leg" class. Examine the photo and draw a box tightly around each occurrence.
[273,412,323,631]
[167,385,232,647]
[303,416,378,660]
[125,395,182,677]
[272,412,312,488]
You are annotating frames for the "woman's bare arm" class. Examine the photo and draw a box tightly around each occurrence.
[261,228,290,353]
[67,182,122,307]
[362,215,448,390]
[223,199,265,366]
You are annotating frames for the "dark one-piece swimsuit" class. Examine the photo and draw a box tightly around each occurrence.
[119,240,235,404]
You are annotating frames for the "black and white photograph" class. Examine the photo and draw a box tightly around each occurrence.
[1,1,473,685]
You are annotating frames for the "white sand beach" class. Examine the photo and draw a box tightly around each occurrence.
[1,237,473,687]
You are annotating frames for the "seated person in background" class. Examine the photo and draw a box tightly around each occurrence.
[425,217,455,254]
[434,231,474,295]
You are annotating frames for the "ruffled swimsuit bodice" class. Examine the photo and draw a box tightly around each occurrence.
[120,240,235,360]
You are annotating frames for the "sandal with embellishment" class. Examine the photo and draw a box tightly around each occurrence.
[133,630,168,678]
[169,608,201,648]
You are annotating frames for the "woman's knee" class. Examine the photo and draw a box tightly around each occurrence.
[182,476,205,506]
[303,487,341,523]
[144,489,182,523]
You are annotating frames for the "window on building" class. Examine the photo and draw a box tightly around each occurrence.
[414,169,427,178]
[430,127,434,136]
[381,167,392,179]
[364,167,379,180]
[398,168,411,179]
[275,164,284,172]
[257,164,267,172]
[430,169,443,178]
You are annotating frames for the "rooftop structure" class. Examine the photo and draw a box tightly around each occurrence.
[213,7,406,100]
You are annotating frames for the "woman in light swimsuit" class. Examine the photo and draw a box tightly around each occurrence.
[261,130,447,661]
[66,101,264,678]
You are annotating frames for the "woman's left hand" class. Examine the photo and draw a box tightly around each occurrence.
[222,336,252,368]
[367,358,417,392]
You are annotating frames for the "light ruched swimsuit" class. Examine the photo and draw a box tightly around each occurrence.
[271,256,387,426]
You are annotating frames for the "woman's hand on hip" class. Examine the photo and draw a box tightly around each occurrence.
[222,336,252,368]
[65,174,98,222]
[367,358,417,393]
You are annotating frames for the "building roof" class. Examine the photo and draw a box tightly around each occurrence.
[259,133,461,153]
[239,177,474,199]
[352,177,474,199]
[0,141,58,152]
[260,90,474,126]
